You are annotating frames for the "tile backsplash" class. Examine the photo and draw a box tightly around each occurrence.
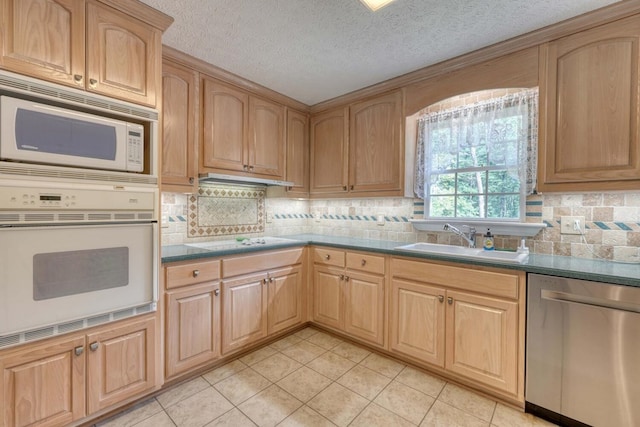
[162,186,640,262]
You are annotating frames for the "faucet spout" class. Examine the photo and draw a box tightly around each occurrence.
[443,223,477,248]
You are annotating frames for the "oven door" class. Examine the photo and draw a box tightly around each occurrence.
[0,222,157,337]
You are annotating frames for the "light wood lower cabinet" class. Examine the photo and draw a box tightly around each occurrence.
[0,335,85,427]
[312,247,385,347]
[389,258,525,399]
[0,315,156,427]
[221,248,305,355]
[86,317,156,414]
[164,259,221,379]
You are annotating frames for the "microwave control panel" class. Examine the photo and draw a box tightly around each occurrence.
[126,123,144,172]
[0,185,155,210]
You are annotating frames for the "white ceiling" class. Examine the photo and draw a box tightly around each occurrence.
[140,0,620,106]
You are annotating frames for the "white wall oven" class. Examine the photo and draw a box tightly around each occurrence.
[0,180,158,349]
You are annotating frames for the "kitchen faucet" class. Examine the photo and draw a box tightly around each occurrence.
[443,223,477,248]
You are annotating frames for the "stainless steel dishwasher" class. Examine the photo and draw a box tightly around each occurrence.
[526,273,640,427]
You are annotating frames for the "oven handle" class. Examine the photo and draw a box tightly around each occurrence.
[541,290,640,314]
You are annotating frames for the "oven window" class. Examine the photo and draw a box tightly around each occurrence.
[33,247,129,300]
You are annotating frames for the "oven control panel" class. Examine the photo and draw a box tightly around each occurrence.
[0,185,156,211]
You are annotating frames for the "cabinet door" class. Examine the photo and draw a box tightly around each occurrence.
[86,316,157,414]
[286,109,309,196]
[0,335,85,427]
[161,59,199,192]
[312,265,344,330]
[267,266,303,335]
[343,270,385,346]
[166,282,220,379]
[0,0,85,88]
[445,290,518,394]
[86,2,160,106]
[310,107,349,194]
[201,76,249,173]
[249,96,285,178]
[349,90,403,194]
[221,272,267,354]
[390,278,445,367]
[539,15,640,191]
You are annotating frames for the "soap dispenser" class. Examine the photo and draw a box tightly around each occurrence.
[483,228,495,251]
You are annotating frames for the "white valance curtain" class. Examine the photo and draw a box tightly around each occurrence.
[414,89,539,199]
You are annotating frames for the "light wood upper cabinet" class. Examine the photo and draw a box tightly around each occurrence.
[0,334,86,427]
[310,107,349,194]
[201,76,286,179]
[0,0,168,107]
[349,90,403,193]
[86,2,160,106]
[539,14,640,192]
[201,76,249,173]
[0,0,85,86]
[286,109,310,196]
[86,317,156,414]
[161,58,199,192]
[310,90,403,197]
[249,96,285,177]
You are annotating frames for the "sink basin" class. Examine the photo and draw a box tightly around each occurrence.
[394,242,528,264]
[185,236,299,251]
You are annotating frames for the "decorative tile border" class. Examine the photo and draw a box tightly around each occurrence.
[188,185,265,237]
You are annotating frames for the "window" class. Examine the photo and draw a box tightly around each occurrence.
[414,89,538,221]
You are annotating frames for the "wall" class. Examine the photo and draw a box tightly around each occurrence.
[162,186,640,263]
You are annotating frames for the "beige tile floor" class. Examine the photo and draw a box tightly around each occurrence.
[96,327,556,427]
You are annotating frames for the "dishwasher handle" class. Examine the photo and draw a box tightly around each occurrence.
[541,289,640,314]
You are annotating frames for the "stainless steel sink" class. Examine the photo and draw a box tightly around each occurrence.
[394,242,529,264]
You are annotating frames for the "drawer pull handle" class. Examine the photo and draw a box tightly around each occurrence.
[324,254,331,260]
[74,346,84,356]
[90,342,99,352]
[214,289,220,296]
[361,259,367,266]
[438,295,444,303]
[192,270,200,278]
[447,297,453,305]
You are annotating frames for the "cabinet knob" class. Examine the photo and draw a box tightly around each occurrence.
[214,289,220,296]
[342,186,347,191]
[73,74,83,84]
[345,276,350,282]
[361,259,367,266]
[89,78,97,88]
[350,185,354,190]
[90,342,99,352]
[324,254,331,260]
[189,177,195,184]
[263,278,268,285]
[447,297,453,305]
[243,165,249,171]
[269,277,274,283]
[192,269,200,278]
[249,165,254,171]
[438,295,444,303]
[339,274,345,280]
[74,346,84,356]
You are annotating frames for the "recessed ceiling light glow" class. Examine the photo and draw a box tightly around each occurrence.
[360,0,396,12]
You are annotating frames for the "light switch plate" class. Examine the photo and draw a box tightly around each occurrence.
[560,216,584,235]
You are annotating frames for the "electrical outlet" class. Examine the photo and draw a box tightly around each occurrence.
[266,212,273,223]
[560,216,584,235]
[377,213,385,226]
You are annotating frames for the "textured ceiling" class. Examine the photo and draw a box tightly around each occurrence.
[140,0,620,105]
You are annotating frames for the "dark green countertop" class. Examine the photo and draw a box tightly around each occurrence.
[162,233,640,287]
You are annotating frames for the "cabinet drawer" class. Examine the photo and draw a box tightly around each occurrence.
[346,252,385,275]
[223,248,303,278]
[165,260,221,289]
[391,258,519,299]
[312,247,345,267]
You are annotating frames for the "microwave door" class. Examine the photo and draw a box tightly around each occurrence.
[0,223,156,337]
[0,96,128,171]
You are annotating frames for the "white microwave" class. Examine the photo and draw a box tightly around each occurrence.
[0,95,144,173]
